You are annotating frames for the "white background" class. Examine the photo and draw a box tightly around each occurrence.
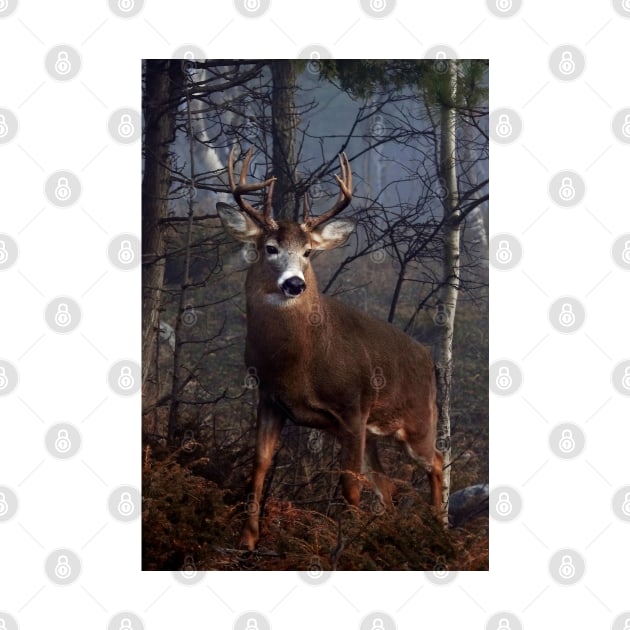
[0,0,629,628]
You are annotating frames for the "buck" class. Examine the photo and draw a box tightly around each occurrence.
[217,146,444,550]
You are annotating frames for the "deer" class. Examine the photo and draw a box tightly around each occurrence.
[217,146,444,550]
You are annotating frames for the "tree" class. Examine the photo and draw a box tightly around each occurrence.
[142,60,184,389]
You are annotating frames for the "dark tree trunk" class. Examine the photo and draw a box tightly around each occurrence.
[142,60,183,391]
[271,61,299,221]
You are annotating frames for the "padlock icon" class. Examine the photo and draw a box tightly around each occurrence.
[0,491,8,516]
[0,618,7,630]
[245,620,259,630]
[55,428,72,453]
[0,366,8,389]
[558,428,575,453]
[0,240,8,264]
[621,241,630,264]
[623,619,630,630]
[371,618,385,630]
[495,114,513,138]
[307,49,321,73]
[117,240,135,264]
[181,555,197,577]
[371,366,386,390]
[622,366,630,390]
[496,240,513,264]
[117,491,134,516]
[496,491,513,516]
[558,303,575,327]
[182,429,196,451]
[244,367,259,389]
[243,0,261,11]
[495,366,512,390]
[117,0,135,11]
[434,50,448,72]
[495,0,512,11]
[434,304,448,326]
[54,51,72,76]
[558,51,575,75]
[117,114,134,139]
[54,176,72,201]
[54,303,72,327]
[369,0,386,12]
[558,176,575,201]
[117,366,135,390]
[558,554,576,579]
[497,619,511,630]
[621,492,630,516]
[119,618,134,630]
[0,114,8,138]
[621,114,630,138]
[623,0,630,11]
[54,554,72,579]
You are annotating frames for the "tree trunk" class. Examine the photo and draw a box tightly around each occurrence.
[271,61,299,221]
[434,60,460,521]
[142,60,183,391]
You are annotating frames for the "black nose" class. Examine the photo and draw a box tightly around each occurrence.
[281,276,306,296]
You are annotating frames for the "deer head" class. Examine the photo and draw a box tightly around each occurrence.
[217,146,355,303]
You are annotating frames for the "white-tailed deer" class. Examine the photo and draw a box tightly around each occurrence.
[217,146,444,550]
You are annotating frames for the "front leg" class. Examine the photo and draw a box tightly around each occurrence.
[240,396,285,550]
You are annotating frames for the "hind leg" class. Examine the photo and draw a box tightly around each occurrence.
[365,437,396,506]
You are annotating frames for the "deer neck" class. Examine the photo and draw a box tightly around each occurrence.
[244,266,325,366]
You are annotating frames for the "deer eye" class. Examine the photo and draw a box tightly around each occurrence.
[265,245,278,255]
[303,249,312,258]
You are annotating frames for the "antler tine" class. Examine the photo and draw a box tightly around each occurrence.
[304,152,352,230]
[227,145,277,230]
[302,189,311,224]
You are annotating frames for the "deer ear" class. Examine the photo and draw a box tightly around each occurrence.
[217,202,262,242]
[310,219,355,250]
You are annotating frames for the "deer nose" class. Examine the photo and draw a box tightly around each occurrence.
[281,276,306,297]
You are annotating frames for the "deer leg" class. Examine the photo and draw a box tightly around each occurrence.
[338,425,366,507]
[240,399,284,550]
[365,437,395,507]
[401,432,444,514]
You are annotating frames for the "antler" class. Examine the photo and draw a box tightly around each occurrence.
[303,152,353,230]
[227,145,278,230]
